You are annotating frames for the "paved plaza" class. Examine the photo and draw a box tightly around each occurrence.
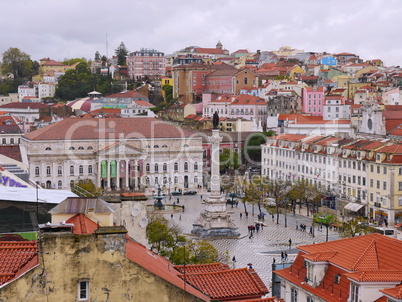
[158,192,341,292]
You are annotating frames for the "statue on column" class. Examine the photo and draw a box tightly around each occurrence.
[213,111,219,129]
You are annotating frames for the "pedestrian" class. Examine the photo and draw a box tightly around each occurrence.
[249,231,253,239]
[171,213,173,219]
[281,251,284,261]
[201,195,203,200]
[272,214,274,221]
[309,226,313,234]
[289,238,292,249]
[179,215,181,221]
[245,212,248,218]
[177,198,180,203]
[240,213,242,219]
[232,256,236,262]
[183,205,185,212]
[255,223,260,233]
[284,251,288,261]
[261,223,264,230]
[247,225,251,233]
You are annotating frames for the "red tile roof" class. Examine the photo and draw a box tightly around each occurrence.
[175,263,230,274]
[106,91,148,99]
[0,146,22,162]
[182,267,269,300]
[66,213,99,235]
[0,102,50,109]
[0,241,39,286]
[194,48,225,55]
[276,234,402,302]
[381,284,402,299]
[23,117,194,141]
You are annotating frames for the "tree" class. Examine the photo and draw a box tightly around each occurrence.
[313,213,334,242]
[146,215,218,265]
[71,178,103,197]
[220,149,240,173]
[340,217,368,238]
[1,47,36,79]
[265,179,291,224]
[115,42,129,66]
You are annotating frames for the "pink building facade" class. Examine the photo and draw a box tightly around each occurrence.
[302,87,324,116]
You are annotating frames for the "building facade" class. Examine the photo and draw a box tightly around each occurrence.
[21,117,203,193]
[126,49,166,80]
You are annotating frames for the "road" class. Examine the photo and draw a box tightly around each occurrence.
[158,192,341,293]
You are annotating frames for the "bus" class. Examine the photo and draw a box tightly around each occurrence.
[366,226,397,238]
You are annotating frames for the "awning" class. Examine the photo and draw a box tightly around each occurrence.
[344,202,365,212]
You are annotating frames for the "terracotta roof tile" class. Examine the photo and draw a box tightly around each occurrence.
[66,213,99,235]
[23,117,194,141]
[175,262,230,274]
[182,267,268,300]
[346,271,402,282]
[0,241,39,286]
[0,146,22,162]
[381,284,402,299]
[0,102,50,109]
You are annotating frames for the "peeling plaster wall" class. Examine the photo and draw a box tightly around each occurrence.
[0,231,205,302]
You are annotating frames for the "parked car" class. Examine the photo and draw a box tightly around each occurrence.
[227,198,237,205]
[171,191,182,196]
[184,190,197,195]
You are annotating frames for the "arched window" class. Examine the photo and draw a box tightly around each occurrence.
[146,163,150,172]
[87,146,93,150]
[45,147,51,151]
[70,165,74,176]
[174,162,178,172]
[194,176,198,183]
[174,176,178,184]
[194,162,198,171]
[184,162,188,172]
[35,166,40,177]
[163,163,167,172]
[88,165,93,175]
[146,177,150,185]
[79,165,83,176]
[46,181,52,189]
[78,146,84,150]
[69,146,75,150]
[58,181,62,189]
[183,144,189,147]
[46,166,51,177]
[58,166,62,176]
[154,145,159,148]
[155,177,158,184]
[162,145,168,148]
[155,163,159,172]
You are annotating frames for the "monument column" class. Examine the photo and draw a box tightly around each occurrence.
[192,111,239,238]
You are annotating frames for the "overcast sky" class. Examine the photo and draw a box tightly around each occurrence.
[1,0,401,66]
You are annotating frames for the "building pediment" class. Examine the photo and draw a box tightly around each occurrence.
[97,142,142,157]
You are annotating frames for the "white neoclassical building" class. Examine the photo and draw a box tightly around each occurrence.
[20,117,203,193]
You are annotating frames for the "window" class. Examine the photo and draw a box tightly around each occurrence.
[377,166,380,173]
[350,283,359,302]
[1,138,6,145]
[383,167,387,174]
[163,163,167,172]
[194,176,198,183]
[383,181,387,190]
[174,162,178,172]
[291,287,298,302]
[10,138,14,145]
[70,165,74,176]
[399,182,402,191]
[78,281,89,300]
[58,181,62,189]
[78,146,84,150]
[146,163,150,172]
[88,165,93,175]
[35,166,40,177]
[370,179,373,187]
[184,162,188,172]
[376,180,380,189]
[58,166,62,176]
[45,147,51,151]
[370,165,374,172]
[87,146,93,150]
[155,163,159,172]
[69,146,75,150]
[307,296,314,302]
[46,166,51,177]
[194,162,198,171]
[174,176,178,184]
[79,165,84,176]
[305,261,313,281]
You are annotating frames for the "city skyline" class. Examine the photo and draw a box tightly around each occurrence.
[1,0,402,66]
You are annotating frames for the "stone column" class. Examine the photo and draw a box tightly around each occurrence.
[97,160,102,188]
[125,160,129,190]
[106,160,111,191]
[116,160,121,191]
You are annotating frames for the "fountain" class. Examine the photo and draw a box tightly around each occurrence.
[153,186,166,210]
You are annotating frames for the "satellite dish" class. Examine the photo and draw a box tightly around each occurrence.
[131,207,139,217]
[140,217,148,228]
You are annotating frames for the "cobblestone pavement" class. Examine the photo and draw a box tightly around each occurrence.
[157,192,341,292]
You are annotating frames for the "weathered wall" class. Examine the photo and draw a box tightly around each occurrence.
[0,230,205,302]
